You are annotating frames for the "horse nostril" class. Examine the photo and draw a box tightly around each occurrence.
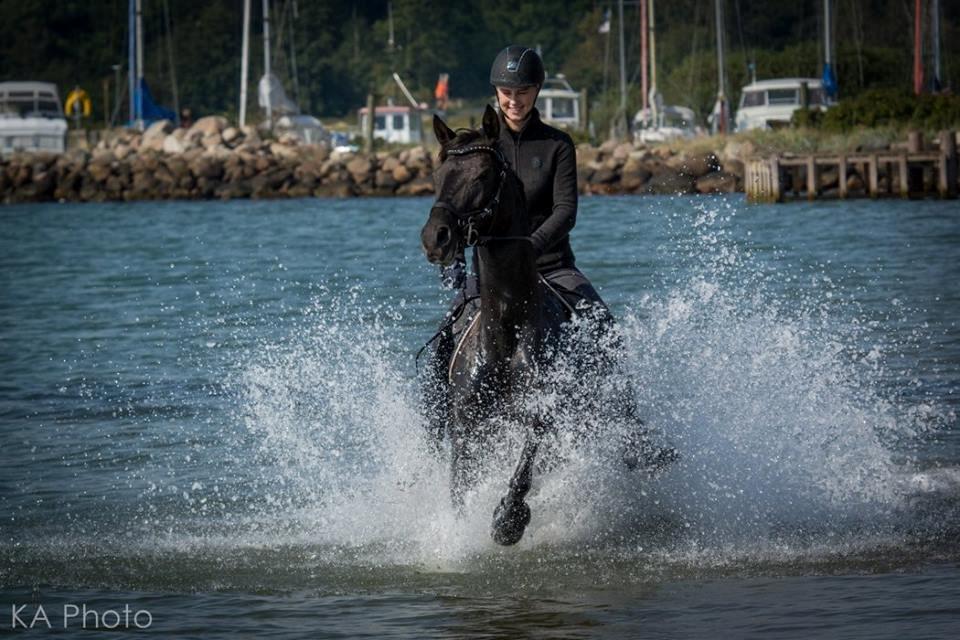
[437,225,450,247]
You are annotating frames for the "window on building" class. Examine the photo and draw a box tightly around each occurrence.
[392,114,405,130]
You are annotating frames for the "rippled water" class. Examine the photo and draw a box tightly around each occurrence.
[1,196,958,638]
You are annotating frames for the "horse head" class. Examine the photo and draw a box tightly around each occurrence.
[421,105,509,266]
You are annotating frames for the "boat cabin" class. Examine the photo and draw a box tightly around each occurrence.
[0,81,67,155]
[633,105,699,144]
[358,105,423,144]
[734,78,829,131]
[535,75,582,130]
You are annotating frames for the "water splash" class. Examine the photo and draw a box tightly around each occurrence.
[226,200,955,568]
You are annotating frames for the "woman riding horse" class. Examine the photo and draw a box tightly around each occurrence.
[425,46,613,437]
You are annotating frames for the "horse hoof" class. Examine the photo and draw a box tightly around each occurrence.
[491,498,531,546]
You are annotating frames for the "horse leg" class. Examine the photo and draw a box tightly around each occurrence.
[491,434,539,546]
[449,422,482,512]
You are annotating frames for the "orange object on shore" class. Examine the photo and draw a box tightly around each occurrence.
[434,73,449,110]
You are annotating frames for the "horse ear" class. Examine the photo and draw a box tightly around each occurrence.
[481,104,500,140]
[433,114,455,145]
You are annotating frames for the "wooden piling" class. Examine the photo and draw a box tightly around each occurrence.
[806,156,817,200]
[940,130,958,198]
[868,154,879,198]
[898,155,909,198]
[838,155,848,199]
[771,157,781,202]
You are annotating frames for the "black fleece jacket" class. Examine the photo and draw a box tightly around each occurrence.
[495,109,578,272]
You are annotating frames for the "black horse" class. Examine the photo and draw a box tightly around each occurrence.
[421,105,671,546]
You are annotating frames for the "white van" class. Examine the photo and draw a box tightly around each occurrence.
[734,78,829,131]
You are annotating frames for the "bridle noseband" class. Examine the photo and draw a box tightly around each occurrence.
[432,144,508,247]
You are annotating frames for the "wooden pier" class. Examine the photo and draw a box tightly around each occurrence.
[746,130,958,203]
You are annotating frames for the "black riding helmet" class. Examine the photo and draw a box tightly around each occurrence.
[489,45,545,88]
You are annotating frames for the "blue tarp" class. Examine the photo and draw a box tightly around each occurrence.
[822,63,838,100]
[134,78,176,125]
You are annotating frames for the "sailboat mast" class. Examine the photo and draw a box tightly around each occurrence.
[240,0,251,127]
[640,0,648,115]
[714,0,727,133]
[135,0,144,129]
[913,0,923,95]
[128,0,136,126]
[823,0,831,68]
[617,0,626,138]
[263,0,272,125]
[931,0,941,90]
[648,0,658,125]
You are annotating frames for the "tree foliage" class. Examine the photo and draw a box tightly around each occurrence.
[0,0,956,130]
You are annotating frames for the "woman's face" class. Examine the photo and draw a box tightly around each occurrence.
[495,85,539,131]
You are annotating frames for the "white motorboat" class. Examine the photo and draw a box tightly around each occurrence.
[734,78,830,131]
[0,82,67,155]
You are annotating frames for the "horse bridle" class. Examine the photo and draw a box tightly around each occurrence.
[431,144,509,247]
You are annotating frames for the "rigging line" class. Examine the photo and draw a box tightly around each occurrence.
[162,0,180,122]
[687,0,702,104]
[288,0,301,108]
[733,0,750,79]
[273,0,290,75]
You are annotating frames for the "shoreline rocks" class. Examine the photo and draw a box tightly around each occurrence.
[1,119,748,204]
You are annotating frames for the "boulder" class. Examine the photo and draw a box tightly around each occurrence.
[162,134,185,155]
[346,156,374,181]
[396,176,434,196]
[87,161,113,183]
[620,169,652,191]
[695,171,738,194]
[589,167,618,184]
[269,142,300,160]
[721,158,744,179]
[143,119,174,142]
[612,142,633,162]
[391,163,413,184]
[666,152,719,178]
[381,156,400,172]
[188,155,224,180]
[643,171,696,195]
[374,170,397,190]
[188,116,228,138]
[313,182,355,198]
[221,127,241,146]
[201,132,223,149]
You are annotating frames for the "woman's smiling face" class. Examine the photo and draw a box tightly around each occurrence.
[495,85,538,131]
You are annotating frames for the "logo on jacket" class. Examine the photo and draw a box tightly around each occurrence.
[532,157,542,169]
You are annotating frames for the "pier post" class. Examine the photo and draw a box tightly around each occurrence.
[898,155,909,198]
[806,156,817,200]
[940,130,958,198]
[838,155,848,199]
[771,157,781,203]
[907,130,923,153]
[868,154,879,198]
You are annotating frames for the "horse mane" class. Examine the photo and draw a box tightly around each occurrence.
[438,129,485,162]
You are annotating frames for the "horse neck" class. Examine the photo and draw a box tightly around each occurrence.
[475,178,540,353]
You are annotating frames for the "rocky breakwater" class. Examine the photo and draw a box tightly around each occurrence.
[0,116,437,204]
[1,117,746,204]
[577,139,743,196]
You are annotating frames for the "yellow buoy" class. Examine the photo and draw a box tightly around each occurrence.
[65,87,92,118]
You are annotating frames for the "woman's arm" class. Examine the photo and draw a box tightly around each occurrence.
[530,136,578,254]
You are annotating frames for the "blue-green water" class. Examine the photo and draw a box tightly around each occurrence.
[1,196,958,638]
